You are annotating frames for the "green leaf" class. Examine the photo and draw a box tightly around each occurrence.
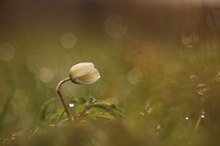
[46,107,66,122]
[40,97,59,120]
[91,102,124,118]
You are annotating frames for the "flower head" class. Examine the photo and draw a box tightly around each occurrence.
[69,62,100,84]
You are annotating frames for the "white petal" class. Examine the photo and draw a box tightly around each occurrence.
[73,68,100,84]
[69,62,94,79]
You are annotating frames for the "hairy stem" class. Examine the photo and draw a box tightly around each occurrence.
[56,77,72,120]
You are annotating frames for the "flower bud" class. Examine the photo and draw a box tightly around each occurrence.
[69,62,100,84]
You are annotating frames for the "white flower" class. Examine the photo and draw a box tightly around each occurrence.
[69,62,100,84]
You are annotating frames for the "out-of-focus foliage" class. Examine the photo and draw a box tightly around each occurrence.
[1,1,220,146]
[1,32,220,145]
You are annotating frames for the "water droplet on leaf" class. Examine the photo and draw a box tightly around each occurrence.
[69,103,74,108]
[157,124,161,130]
[140,112,145,116]
[145,103,152,114]
[196,83,209,96]
[201,111,205,119]
[189,74,197,80]
[185,115,189,120]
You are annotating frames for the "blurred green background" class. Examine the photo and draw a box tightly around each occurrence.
[1,0,220,146]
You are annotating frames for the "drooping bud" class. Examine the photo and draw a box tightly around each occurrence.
[69,62,100,84]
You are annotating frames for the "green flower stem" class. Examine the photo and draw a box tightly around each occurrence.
[56,77,72,120]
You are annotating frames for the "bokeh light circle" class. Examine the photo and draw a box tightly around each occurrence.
[39,67,54,83]
[60,33,77,49]
[0,43,15,61]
